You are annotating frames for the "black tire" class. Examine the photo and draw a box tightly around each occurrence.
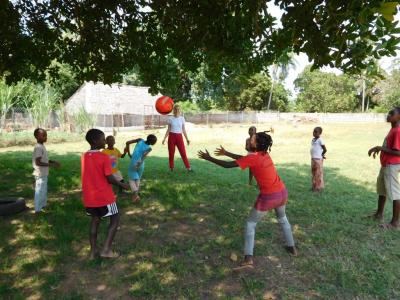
[0,197,26,216]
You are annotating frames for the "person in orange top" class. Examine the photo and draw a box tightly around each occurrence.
[368,107,400,229]
[102,135,128,191]
[81,129,129,259]
[198,131,297,269]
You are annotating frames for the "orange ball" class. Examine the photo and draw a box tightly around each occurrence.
[155,96,174,115]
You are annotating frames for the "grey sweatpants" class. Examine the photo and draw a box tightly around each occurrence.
[244,205,295,256]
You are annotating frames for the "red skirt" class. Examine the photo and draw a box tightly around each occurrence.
[254,188,288,211]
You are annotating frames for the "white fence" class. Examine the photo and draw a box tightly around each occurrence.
[1,110,388,133]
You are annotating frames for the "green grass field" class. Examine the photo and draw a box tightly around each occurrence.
[1,122,399,299]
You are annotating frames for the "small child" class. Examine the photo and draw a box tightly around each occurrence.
[198,131,297,269]
[32,128,60,213]
[368,107,400,229]
[81,129,129,259]
[102,135,128,191]
[245,126,257,185]
[310,127,327,192]
[125,134,157,203]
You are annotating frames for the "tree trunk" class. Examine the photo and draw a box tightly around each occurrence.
[361,78,366,112]
[267,81,274,110]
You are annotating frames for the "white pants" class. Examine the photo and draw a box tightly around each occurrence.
[34,176,48,212]
[129,179,140,192]
[244,206,295,256]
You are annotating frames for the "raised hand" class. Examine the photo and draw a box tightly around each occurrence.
[198,149,211,160]
[214,145,226,156]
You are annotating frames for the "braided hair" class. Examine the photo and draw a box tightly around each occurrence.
[256,131,273,153]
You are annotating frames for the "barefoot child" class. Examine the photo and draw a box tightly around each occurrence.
[198,132,297,268]
[81,129,129,259]
[32,128,60,213]
[368,107,400,229]
[102,135,128,191]
[245,126,257,185]
[310,127,327,192]
[125,134,157,203]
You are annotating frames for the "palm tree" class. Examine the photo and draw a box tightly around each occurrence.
[267,52,297,110]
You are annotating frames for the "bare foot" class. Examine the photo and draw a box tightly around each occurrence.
[233,256,254,271]
[132,195,140,203]
[379,223,400,230]
[100,250,120,258]
[365,212,384,222]
[285,246,298,256]
[89,250,99,260]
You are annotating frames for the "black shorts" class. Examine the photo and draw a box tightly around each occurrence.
[85,202,119,218]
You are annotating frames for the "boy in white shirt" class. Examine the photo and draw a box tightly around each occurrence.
[310,127,327,192]
[32,128,60,213]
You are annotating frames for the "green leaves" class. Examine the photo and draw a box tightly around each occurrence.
[1,0,400,91]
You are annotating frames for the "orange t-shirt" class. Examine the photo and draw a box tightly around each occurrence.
[236,152,285,194]
[81,150,116,207]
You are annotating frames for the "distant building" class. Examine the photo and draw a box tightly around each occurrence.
[65,82,163,127]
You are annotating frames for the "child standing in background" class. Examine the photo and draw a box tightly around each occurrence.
[125,134,157,203]
[102,136,128,191]
[32,128,60,213]
[245,126,257,185]
[310,127,327,192]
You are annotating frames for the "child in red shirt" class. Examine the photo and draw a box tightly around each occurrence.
[368,107,400,229]
[82,129,129,259]
[198,132,297,269]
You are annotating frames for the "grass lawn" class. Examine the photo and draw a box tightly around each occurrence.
[1,122,399,299]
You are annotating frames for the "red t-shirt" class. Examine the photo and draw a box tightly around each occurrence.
[236,152,285,194]
[81,150,116,207]
[380,127,400,166]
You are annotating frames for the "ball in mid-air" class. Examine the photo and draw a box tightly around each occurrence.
[155,96,174,115]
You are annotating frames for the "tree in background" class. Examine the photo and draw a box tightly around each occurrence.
[239,73,289,111]
[374,61,400,110]
[295,67,358,112]
[267,52,297,110]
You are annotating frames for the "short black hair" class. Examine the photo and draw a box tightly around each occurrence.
[105,135,114,142]
[33,128,45,138]
[85,128,104,145]
[389,107,400,115]
[146,134,157,145]
[314,126,323,133]
[256,132,273,152]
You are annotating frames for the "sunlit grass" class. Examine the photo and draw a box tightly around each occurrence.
[1,122,399,299]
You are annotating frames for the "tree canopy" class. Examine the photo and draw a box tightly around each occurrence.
[1,1,399,92]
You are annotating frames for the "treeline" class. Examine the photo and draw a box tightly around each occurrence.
[1,60,400,123]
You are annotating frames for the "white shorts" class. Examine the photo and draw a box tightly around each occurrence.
[384,164,400,201]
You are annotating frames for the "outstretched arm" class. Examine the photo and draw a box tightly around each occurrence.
[214,145,243,160]
[107,175,129,189]
[198,149,238,168]
[368,146,400,158]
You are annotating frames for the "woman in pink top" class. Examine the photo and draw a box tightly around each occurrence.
[162,105,192,171]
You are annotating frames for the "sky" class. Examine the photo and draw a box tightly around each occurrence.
[266,3,400,96]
